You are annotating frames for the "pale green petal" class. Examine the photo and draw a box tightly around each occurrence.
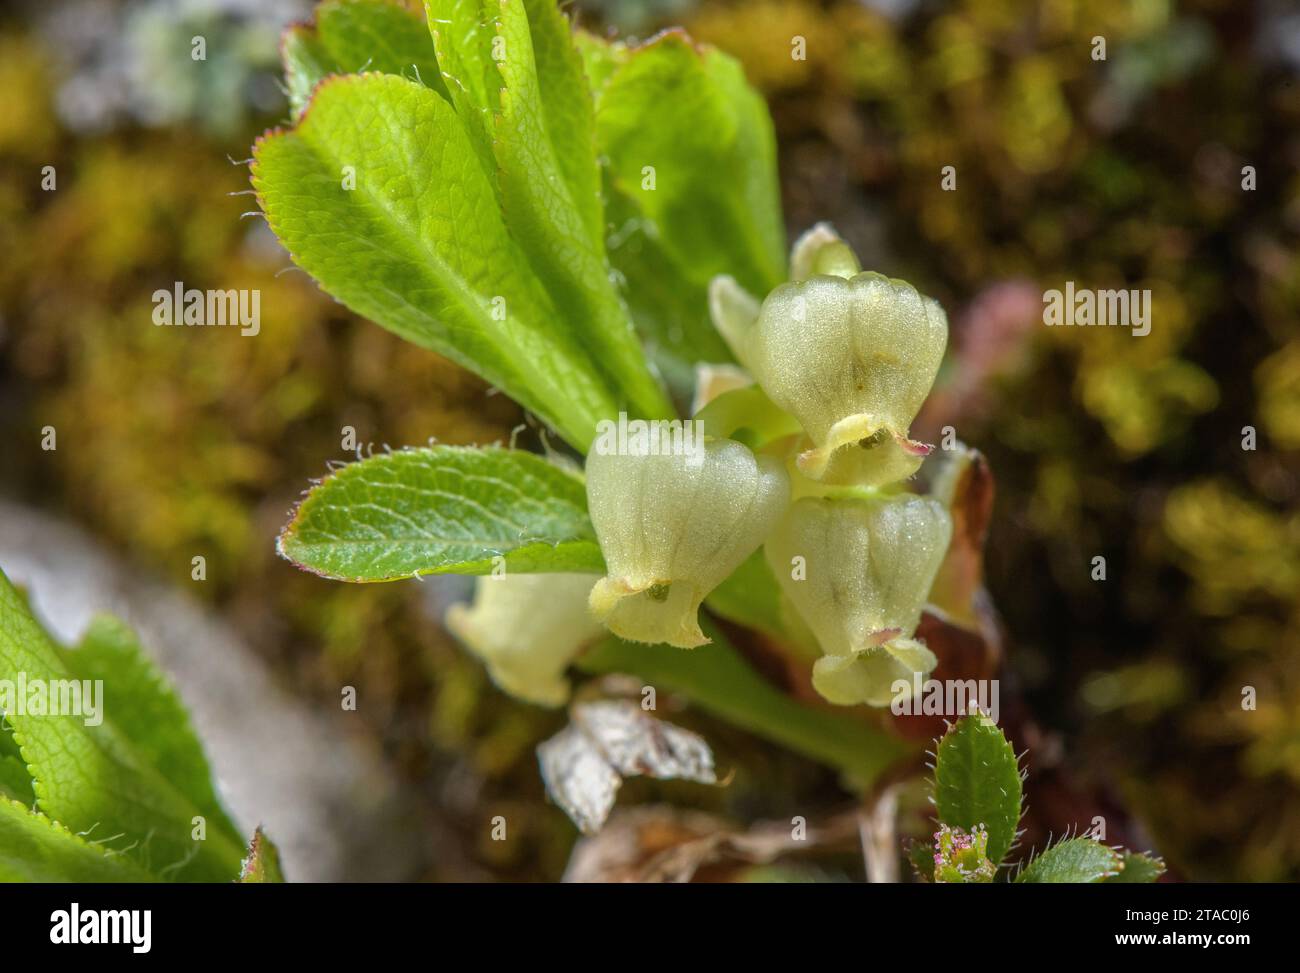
[691,362,753,416]
[789,222,859,281]
[589,576,708,649]
[707,274,761,369]
[812,638,938,707]
[586,438,790,648]
[797,419,934,485]
[446,572,603,707]
[765,493,952,706]
[745,272,948,486]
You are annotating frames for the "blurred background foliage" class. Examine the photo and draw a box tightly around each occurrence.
[1,0,1297,880]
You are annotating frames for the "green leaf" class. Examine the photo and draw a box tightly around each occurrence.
[0,568,245,881]
[0,797,152,883]
[493,2,670,424]
[279,446,605,581]
[424,0,502,176]
[282,25,334,120]
[933,713,1023,866]
[0,718,33,804]
[905,838,934,882]
[578,622,911,789]
[252,73,626,451]
[574,28,628,99]
[597,32,785,291]
[594,30,786,390]
[283,0,449,119]
[503,0,603,248]
[1106,850,1166,883]
[607,185,733,396]
[239,827,286,883]
[1016,837,1124,883]
[59,616,241,848]
[426,1,674,425]
[0,753,33,805]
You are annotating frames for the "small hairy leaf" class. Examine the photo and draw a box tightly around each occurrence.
[283,0,448,119]
[904,838,935,883]
[252,73,627,450]
[0,570,244,881]
[424,0,502,174]
[239,827,286,883]
[490,1,671,423]
[933,713,1022,866]
[59,616,241,848]
[1016,837,1124,884]
[500,0,603,248]
[593,30,786,391]
[1105,850,1166,883]
[0,797,152,883]
[279,446,605,581]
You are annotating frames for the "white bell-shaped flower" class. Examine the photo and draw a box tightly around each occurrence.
[586,437,789,648]
[710,220,947,487]
[446,572,604,707]
[764,493,952,706]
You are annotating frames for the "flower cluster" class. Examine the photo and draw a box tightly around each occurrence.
[581,224,955,707]
[450,224,953,708]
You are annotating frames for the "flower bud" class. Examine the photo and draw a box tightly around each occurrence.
[735,272,948,486]
[764,493,952,706]
[691,362,752,416]
[586,438,790,648]
[933,824,996,883]
[789,221,861,281]
[708,274,761,371]
[446,573,603,707]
